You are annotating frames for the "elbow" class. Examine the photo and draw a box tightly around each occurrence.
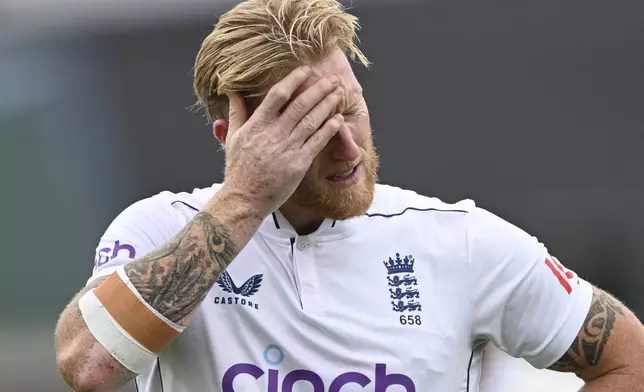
[56,350,88,391]
[56,347,102,392]
[55,340,118,392]
[581,369,644,392]
[580,356,644,391]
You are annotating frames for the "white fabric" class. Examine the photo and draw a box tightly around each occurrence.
[79,289,157,374]
[480,344,585,391]
[467,207,594,369]
[114,266,185,333]
[87,183,592,391]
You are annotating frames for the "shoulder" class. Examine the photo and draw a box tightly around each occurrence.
[106,183,223,234]
[365,184,532,250]
[368,185,525,239]
[89,183,223,282]
[155,183,223,215]
[368,183,475,221]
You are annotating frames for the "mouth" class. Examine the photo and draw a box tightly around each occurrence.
[326,164,361,185]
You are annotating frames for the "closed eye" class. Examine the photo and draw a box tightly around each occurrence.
[343,106,360,117]
[343,95,366,118]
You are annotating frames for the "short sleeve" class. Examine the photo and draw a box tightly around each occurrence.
[88,196,180,285]
[468,207,593,369]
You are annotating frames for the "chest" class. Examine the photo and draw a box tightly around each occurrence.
[164,227,475,391]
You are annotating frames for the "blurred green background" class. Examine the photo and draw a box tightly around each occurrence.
[1,0,643,390]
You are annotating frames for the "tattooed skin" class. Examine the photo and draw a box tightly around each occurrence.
[124,212,238,324]
[549,288,625,374]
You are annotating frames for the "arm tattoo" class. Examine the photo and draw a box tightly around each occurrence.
[549,288,625,373]
[123,212,238,324]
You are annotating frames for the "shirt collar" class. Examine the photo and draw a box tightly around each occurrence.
[258,209,364,240]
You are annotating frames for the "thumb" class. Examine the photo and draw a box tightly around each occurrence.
[226,92,248,131]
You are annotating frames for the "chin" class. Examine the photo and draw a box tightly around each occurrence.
[296,182,376,221]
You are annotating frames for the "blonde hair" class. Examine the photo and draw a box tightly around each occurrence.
[193,0,370,121]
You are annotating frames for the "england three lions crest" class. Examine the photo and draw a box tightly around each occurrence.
[383,253,422,317]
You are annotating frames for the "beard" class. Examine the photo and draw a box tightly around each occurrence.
[289,138,380,221]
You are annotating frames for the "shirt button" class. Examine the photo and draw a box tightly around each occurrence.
[296,239,310,250]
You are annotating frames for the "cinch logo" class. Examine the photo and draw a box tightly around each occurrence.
[214,271,263,310]
[95,240,136,268]
[222,345,416,392]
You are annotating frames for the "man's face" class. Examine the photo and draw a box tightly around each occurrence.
[288,48,379,220]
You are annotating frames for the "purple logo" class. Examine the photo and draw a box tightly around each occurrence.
[221,345,415,392]
[95,240,136,268]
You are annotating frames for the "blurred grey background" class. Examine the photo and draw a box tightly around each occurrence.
[1,0,643,390]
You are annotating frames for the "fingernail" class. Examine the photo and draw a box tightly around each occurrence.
[329,75,340,85]
[302,65,311,74]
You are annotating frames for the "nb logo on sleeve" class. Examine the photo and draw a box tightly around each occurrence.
[545,255,577,295]
[95,240,136,268]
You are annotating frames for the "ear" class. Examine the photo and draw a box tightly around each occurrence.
[213,119,229,145]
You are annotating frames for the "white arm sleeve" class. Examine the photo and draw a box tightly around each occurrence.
[468,207,593,369]
[88,195,181,285]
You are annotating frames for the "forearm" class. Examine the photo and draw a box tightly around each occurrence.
[55,190,264,390]
[123,190,262,326]
[549,287,644,392]
[577,326,644,392]
[580,371,644,391]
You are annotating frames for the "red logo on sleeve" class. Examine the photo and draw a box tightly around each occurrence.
[544,256,575,294]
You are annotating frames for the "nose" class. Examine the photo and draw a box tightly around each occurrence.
[328,122,360,162]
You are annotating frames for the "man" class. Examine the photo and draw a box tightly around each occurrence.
[54,0,644,391]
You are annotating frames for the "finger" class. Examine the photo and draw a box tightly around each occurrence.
[226,91,248,131]
[292,86,344,142]
[301,114,344,157]
[280,75,341,130]
[255,65,313,119]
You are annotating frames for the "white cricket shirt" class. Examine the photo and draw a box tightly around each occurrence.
[88,183,592,392]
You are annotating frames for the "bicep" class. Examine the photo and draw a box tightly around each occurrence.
[77,276,108,298]
[548,286,644,381]
[87,196,183,290]
[57,276,108,342]
[468,208,596,367]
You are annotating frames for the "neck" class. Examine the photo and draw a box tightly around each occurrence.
[279,201,325,236]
